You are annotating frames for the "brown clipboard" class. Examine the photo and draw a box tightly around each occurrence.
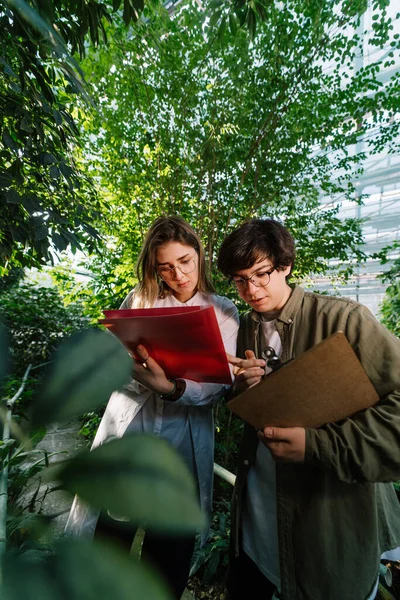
[227,332,379,429]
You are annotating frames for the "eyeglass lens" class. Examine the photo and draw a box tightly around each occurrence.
[234,272,272,289]
[158,259,196,277]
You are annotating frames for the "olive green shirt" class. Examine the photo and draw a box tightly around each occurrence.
[232,285,400,600]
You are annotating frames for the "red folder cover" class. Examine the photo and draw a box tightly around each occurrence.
[100,305,232,384]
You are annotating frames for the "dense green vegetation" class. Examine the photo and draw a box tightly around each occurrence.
[78,0,394,296]
[379,256,400,337]
[2,0,400,287]
[1,0,399,597]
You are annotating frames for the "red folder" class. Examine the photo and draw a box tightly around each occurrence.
[100,305,232,384]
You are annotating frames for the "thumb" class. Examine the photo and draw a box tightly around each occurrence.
[135,345,158,370]
[136,344,150,361]
[245,350,256,359]
[263,427,285,440]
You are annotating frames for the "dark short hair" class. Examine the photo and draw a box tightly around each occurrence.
[217,219,296,277]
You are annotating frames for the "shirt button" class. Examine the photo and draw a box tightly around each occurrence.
[244,459,249,466]
[288,318,293,323]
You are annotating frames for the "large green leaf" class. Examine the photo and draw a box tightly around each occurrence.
[2,539,172,600]
[54,434,205,533]
[32,329,132,426]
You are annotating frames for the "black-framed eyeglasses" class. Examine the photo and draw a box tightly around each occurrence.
[157,258,197,279]
[231,268,275,291]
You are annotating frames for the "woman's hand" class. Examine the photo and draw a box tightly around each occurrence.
[133,345,175,396]
[227,350,266,392]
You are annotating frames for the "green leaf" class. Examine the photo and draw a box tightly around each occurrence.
[2,130,18,152]
[2,62,18,79]
[229,13,238,35]
[49,165,61,179]
[10,225,28,244]
[52,232,68,252]
[20,115,33,132]
[9,81,21,93]
[8,158,23,185]
[59,161,74,178]
[52,109,62,125]
[34,224,48,241]
[123,0,133,25]
[2,539,173,600]
[208,9,222,29]
[6,0,69,58]
[203,549,221,583]
[40,152,57,165]
[246,7,256,40]
[0,173,13,189]
[54,434,205,533]
[5,189,20,204]
[20,195,42,214]
[58,229,81,249]
[32,329,132,426]
[29,427,47,447]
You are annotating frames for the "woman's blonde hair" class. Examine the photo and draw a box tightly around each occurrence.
[133,216,215,307]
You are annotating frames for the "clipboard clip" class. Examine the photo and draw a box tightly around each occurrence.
[261,346,283,373]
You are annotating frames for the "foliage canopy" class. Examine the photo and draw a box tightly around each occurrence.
[0,0,147,273]
[74,0,400,304]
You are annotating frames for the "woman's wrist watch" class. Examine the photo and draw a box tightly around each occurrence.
[159,379,186,401]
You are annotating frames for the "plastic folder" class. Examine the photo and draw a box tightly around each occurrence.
[227,332,379,429]
[100,305,232,384]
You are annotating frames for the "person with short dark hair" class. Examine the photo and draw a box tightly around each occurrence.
[217,218,400,600]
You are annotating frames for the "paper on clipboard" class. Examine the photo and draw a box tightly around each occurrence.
[100,305,232,384]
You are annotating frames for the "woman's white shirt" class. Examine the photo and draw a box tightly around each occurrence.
[73,290,239,545]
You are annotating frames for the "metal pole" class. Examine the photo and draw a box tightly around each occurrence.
[213,462,236,487]
[0,365,32,564]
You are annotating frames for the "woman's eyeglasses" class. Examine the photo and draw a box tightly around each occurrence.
[157,259,197,279]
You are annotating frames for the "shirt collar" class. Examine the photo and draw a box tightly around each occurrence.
[170,290,201,307]
[250,284,304,325]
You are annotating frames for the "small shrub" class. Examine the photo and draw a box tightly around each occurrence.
[0,282,90,373]
[0,282,90,412]
[79,410,105,445]
[190,499,231,585]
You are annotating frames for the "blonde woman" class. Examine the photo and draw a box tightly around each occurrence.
[66,216,239,599]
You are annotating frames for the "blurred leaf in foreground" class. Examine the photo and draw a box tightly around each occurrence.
[32,329,132,426]
[1,538,172,600]
[54,434,205,533]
